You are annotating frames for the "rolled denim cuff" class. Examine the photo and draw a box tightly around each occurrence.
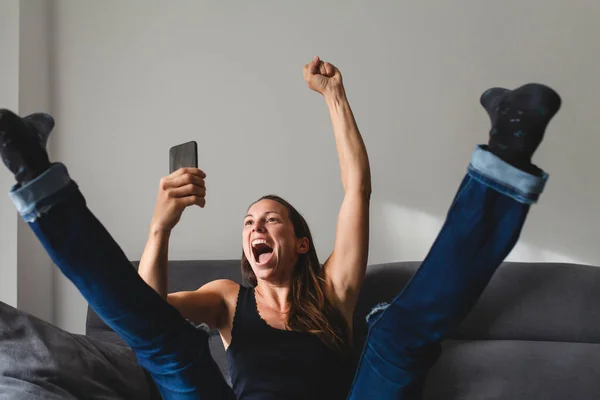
[468,145,548,205]
[8,163,72,220]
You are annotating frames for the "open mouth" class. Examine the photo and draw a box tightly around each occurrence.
[251,239,274,265]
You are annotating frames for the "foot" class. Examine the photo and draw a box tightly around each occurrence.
[480,83,561,174]
[0,109,54,184]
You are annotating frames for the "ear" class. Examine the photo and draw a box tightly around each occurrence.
[296,237,310,255]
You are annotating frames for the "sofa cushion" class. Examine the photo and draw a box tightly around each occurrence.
[424,339,600,399]
[0,301,160,399]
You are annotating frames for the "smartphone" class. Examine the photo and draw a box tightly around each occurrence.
[169,141,198,174]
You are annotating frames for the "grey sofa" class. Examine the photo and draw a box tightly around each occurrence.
[86,260,600,399]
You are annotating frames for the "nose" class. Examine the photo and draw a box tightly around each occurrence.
[253,221,266,233]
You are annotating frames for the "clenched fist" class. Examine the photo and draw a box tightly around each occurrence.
[303,56,343,96]
[150,167,206,233]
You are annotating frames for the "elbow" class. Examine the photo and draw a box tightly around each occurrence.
[344,177,372,199]
[342,157,372,197]
[344,185,372,201]
[360,183,372,199]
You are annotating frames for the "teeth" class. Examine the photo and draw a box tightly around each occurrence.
[252,239,269,247]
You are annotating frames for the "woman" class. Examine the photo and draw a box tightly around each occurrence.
[0,56,560,399]
[136,56,370,398]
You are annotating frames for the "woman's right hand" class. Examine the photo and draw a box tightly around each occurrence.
[150,167,207,233]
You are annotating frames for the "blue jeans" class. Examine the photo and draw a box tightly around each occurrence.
[346,145,547,399]
[10,166,236,399]
[9,145,547,400]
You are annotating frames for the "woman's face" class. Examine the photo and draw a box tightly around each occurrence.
[242,199,308,284]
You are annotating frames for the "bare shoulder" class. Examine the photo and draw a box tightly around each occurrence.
[200,278,239,293]
[167,279,240,331]
[207,279,240,303]
[202,279,240,320]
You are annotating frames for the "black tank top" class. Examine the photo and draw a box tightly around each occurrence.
[226,285,353,400]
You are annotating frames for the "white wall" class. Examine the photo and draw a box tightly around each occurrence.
[0,0,20,308]
[0,0,54,322]
[17,0,54,323]
[44,0,600,333]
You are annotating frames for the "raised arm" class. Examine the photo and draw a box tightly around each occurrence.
[303,57,371,319]
[138,167,207,298]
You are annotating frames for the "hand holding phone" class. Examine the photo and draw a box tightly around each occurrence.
[150,141,204,233]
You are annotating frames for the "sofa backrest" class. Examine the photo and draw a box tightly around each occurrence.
[355,261,600,344]
[86,260,600,399]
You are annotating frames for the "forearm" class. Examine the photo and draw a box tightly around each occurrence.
[324,88,371,196]
[138,228,170,299]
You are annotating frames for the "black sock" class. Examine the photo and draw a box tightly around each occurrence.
[480,83,561,174]
[24,113,55,149]
[0,109,53,184]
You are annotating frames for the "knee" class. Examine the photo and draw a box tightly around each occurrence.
[365,302,390,329]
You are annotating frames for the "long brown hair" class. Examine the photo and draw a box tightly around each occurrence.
[241,194,351,353]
